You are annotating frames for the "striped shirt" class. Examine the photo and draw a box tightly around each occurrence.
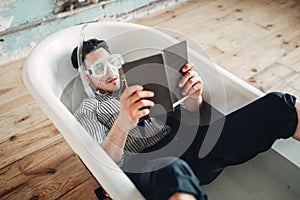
[74,92,173,166]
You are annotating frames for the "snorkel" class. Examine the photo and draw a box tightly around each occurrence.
[77,24,96,98]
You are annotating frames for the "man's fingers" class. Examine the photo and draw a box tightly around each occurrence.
[178,70,197,88]
[133,99,155,109]
[122,85,143,100]
[135,109,151,121]
[129,106,151,122]
[129,90,155,105]
[186,82,203,97]
[181,63,193,73]
[129,99,154,122]
[181,77,202,95]
[130,99,155,115]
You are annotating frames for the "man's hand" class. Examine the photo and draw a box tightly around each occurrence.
[178,64,204,112]
[115,85,154,133]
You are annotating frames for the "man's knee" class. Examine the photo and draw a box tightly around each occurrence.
[151,158,204,199]
[267,92,297,109]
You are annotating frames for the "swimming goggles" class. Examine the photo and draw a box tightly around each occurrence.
[85,54,124,78]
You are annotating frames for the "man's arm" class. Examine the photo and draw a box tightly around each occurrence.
[103,85,154,162]
[74,99,126,164]
[75,86,154,164]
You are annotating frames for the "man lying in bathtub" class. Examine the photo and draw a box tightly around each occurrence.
[70,39,300,200]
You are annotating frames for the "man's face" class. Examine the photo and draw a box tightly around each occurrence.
[84,48,121,92]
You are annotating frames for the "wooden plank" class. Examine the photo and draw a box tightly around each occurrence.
[288,59,300,73]
[286,74,300,95]
[0,139,99,200]
[133,0,248,63]
[139,0,243,35]
[265,73,300,97]
[0,119,62,169]
[183,0,275,46]
[212,2,300,69]
[0,93,35,117]
[136,0,300,84]
[246,62,294,91]
[0,53,99,199]
[58,177,100,200]
[210,0,299,52]
[0,139,73,197]
[133,0,208,27]
[0,60,27,105]
[134,0,300,83]
[0,102,50,142]
[137,0,272,45]
[279,41,300,69]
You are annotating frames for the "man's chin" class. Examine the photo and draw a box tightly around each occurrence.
[111,84,121,92]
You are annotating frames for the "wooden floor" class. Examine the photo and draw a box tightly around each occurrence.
[1,0,300,199]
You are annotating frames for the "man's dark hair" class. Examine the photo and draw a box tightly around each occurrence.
[71,39,110,69]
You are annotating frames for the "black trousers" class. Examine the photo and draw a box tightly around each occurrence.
[125,92,298,200]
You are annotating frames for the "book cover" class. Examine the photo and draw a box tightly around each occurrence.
[121,41,188,116]
[163,40,188,107]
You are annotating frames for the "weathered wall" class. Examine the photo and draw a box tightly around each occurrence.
[0,0,187,66]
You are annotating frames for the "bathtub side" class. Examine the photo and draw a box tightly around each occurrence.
[23,23,146,200]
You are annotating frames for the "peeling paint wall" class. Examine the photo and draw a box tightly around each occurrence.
[0,0,188,66]
[1,0,53,29]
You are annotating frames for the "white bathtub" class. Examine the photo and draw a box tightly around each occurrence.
[23,22,300,200]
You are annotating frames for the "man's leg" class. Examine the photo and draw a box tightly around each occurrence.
[211,92,298,161]
[126,157,207,200]
[182,92,299,184]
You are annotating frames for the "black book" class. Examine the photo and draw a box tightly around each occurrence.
[121,40,188,116]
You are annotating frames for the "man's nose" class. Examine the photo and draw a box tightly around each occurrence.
[105,64,117,76]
